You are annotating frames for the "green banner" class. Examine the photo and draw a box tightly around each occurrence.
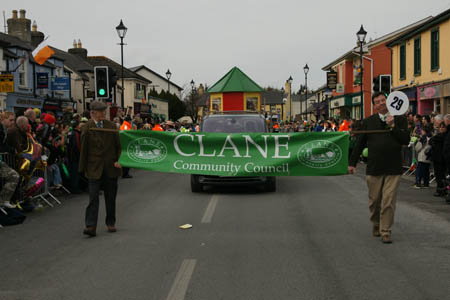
[118,131,349,176]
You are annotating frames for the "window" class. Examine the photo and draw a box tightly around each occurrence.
[414,37,421,75]
[400,44,406,80]
[431,28,439,71]
[135,83,144,99]
[19,62,26,86]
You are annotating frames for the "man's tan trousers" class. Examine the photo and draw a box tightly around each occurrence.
[366,175,401,236]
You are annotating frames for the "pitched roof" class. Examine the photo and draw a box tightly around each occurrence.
[50,47,93,80]
[387,8,450,47]
[129,65,183,91]
[208,67,263,93]
[87,56,152,83]
[0,32,32,50]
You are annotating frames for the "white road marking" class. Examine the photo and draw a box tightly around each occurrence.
[201,195,219,223]
[166,259,197,300]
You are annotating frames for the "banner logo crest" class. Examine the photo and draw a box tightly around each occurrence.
[297,140,342,169]
[127,137,167,164]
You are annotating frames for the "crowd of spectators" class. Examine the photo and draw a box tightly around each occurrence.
[0,107,200,221]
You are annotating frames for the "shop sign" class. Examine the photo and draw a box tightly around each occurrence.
[0,74,14,93]
[331,97,345,108]
[352,96,361,104]
[16,98,42,106]
[50,76,70,91]
[336,83,344,93]
[420,85,440,100]
[327,71,337,90]
[36,72,49,89]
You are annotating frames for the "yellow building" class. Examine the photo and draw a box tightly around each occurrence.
[388,8,450,115]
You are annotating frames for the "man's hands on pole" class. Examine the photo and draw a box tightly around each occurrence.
[348,166,356,174]
[114,162,122,168]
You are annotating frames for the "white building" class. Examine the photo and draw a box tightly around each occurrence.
[129,65,183,99]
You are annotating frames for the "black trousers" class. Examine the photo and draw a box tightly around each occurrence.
[85,173,118,228]
[433,163,446,189]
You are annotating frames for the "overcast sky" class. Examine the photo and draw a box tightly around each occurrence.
[4,0,450,94]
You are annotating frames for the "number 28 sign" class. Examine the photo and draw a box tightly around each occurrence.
[386,91,409,116]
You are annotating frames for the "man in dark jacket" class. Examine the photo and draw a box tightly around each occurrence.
[348,92,410,243]
[430,115,447,197]
[443,114,450,204]
[79,101,122,237]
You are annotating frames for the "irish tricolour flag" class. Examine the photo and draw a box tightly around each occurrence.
[32,40,54,65]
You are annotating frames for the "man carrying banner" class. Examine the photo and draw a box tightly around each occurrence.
[79,101,122,237]
[348,92,409,244]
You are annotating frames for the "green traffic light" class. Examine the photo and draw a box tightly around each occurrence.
[99,88,106,96]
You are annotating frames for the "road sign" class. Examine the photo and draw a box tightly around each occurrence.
[0,74,14,93]
[387,91,409,116]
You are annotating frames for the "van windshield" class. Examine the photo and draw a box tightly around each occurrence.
[202,116,266,133]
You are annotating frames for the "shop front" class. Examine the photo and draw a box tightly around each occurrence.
[351,95,361,120]
[396,87,417,114]
[418,83,441,115]
[6,93,44,115]
[442,81,450,115]
[330,96,348,119]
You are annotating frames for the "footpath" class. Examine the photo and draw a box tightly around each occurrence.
[355,164,450,223]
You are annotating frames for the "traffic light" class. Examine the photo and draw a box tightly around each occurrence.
[372,75,380,93]
[94,66,109,99]
[380,75,391,95]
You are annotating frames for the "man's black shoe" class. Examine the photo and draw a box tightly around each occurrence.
[83,227,96,237]
[122,174,133,179]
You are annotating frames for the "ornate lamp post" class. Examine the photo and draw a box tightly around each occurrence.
[116,19,127,109]
[357,25,367,119]
[166,69,172,94]
[303,64,309,121]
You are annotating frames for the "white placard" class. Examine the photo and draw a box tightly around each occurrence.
[386,91,409,116]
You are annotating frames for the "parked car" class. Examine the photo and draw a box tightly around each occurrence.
[191,112,276,192]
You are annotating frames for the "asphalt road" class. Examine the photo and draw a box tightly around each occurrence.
[1,168,450,300]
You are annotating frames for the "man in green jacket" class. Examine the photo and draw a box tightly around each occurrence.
[348,92,410,244]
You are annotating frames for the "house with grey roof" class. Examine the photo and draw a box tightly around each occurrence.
[129,65,183,99]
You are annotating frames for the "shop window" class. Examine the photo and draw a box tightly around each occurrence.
[400,44,406,80]
[414,37,421,76]
[211,97,221,111]
[431,28,439,71]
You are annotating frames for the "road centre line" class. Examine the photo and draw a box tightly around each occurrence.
[166,259,197,300]
[201,195,219,223]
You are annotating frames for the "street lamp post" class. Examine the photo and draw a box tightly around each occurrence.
[166,69,172,94]
[281,87,285,121]
[303,64,309,121]
[357,25,367,119]
[116,19,128,109]
[287,76,293,121]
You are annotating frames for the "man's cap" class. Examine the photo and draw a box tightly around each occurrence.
[90,101,107,111]
[81,117,88,122]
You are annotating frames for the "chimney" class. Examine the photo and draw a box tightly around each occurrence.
[68,39,88,60]
[31,21,45,47]
[7,9,32,42]
[198,84,205,95]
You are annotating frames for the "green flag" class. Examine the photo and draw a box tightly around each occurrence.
[118,131,349,176]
